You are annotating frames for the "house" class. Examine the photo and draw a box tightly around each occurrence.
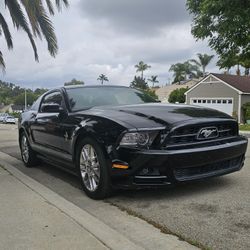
[0,104,13,113]
[185,73,250,122]
[155,79,199,102]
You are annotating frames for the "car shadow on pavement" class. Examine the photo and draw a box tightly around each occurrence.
[109,176,237,201]
[25,162,82,190]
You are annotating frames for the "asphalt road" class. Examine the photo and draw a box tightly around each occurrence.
[1,124,250,250]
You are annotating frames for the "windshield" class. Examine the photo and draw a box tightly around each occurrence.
[66,87,157,111]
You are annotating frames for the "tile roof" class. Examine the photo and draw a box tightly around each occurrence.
[212,73,250,93]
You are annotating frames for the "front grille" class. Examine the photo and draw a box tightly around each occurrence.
[166,122,237,147]
[174,155,243,181]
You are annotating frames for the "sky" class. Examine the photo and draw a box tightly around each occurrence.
[0,0,218,89]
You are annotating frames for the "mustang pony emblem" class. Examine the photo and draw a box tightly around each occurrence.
[197,127,219,140]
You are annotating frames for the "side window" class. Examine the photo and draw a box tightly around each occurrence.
[30,96,42,111]
[40,92,63,112]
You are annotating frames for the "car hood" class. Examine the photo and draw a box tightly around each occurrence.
[87,103,233,129]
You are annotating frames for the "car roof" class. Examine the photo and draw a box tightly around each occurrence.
[63,85,130,90]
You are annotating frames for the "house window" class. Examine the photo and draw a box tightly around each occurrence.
[217,100,222,104]
[228,99,233,104]
[223,100,227,104]
[212,100,216,104]
[193,99,197,103]
[207,100,211,104]
[198,100,201,103]
[202,100,206,103]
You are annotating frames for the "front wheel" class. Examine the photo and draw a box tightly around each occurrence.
[76,137,112,199]
[20,132,38,167]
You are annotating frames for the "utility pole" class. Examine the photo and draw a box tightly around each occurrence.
[25,89,27,110]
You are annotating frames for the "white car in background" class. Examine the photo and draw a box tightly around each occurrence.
[3,115,16,124]
[0,113,8,122]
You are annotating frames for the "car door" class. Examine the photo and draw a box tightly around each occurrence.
[31,90,69,154]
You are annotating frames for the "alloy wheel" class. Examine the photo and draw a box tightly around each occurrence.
[80,144,101,192]
[21,135,29,163]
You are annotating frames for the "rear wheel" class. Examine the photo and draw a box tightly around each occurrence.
[20,132,38,167]
[76,137,112,199]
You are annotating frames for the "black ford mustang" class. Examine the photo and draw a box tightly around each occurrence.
[19,85,248,199]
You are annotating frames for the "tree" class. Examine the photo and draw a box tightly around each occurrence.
[169,61,201,84]
[190,53,214,77]
[216,52,239,73]
[240,57,250,76]
[34,88,48,96]
[130,76,148,90]
[147,75,159,87]
[144,89,158,100]
[135,61,151,78]
[183,61,201,79]
[0,0,69,70]
[169,63,186,84]
[130,76,158,100]
[168,87,188,103]
[14,91,37,106]
[64,78,85,86]
[97,74,109,85]
[187,0,250,75]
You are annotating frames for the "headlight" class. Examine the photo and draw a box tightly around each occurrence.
[119,131,158,147]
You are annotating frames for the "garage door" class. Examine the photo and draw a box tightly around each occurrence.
[191,98,233,116]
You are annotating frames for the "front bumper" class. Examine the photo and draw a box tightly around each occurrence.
[111,136,248,188]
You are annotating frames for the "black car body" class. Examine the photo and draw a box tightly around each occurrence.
[19,85,248,199]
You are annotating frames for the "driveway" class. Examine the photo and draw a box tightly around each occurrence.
[0,123,249,250]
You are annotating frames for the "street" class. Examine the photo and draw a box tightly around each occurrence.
[0,124,249,250]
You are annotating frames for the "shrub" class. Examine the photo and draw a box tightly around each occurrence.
[242,102,250,123]
[168,87,188,103]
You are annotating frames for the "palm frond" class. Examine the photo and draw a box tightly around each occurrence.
[45,0,55,15]
[20,0,42,38]
[35,2,58,57]
[5,0,39,61]
[0,50,6,71]
[189,59,201,67]
[55,0,69,11]
[0,13,13,49]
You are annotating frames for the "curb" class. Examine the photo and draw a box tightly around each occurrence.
[0,152,144,250]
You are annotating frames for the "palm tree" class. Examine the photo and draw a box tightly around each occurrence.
[169,63,186,84]
[170,61,202,84]
[190,53,214,77]
[130,76,148,90]
[147,75,159,87]
[0,0,69,70]
[183,61,202,79]
[135,61,151,78]
[97,74,109,85]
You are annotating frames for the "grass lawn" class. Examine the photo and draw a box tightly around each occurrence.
[239,124,250,131]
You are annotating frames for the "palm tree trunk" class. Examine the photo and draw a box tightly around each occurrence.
[202,66,205,77]
[141,71,143,79]
[236,64,240,75]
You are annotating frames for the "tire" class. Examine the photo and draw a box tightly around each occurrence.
[20,132,38,168]
[76,137,112,199]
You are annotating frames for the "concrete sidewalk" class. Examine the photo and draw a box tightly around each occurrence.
[0,165,148,250]
[0,166,108,250]
[0,154,197,250]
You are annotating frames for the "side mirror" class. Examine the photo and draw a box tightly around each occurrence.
[41,103,63,113]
